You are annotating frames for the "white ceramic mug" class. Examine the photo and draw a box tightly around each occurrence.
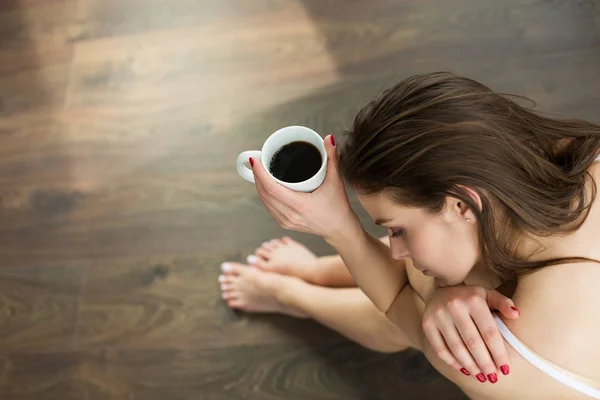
[236,126,328,192]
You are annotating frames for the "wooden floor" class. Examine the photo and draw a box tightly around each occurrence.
[0,0,599,398]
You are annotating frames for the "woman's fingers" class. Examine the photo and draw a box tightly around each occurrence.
[252,157,299,206]
[471,300,511,376]
[438,309,485,380]
[254,175,293,226]
[444,305,498,383]
[423,320,464,373]
[436,313,491,382]
[323,135,340,183]
[486,289,520,320]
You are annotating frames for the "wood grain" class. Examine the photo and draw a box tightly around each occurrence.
[0,347,465,400]
[0,0,598,398]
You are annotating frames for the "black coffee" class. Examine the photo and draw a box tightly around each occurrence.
[269,141,322,183]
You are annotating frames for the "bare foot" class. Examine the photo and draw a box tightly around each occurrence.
[218,262,308,318]
[246,237,320,283]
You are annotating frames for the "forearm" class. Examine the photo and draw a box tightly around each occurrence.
[326,217,408,312]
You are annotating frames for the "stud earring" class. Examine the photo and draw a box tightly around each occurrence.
[466,218,472,223]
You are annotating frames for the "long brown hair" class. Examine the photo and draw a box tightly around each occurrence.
[339,72,600,279]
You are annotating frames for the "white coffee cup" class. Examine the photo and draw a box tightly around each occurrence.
[236,126,328,192]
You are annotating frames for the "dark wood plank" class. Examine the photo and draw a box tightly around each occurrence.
[74,255,347,350]
[0,347,465,400]
[0,265,82,351]
[0,0,599,399]
[0,351,81,400]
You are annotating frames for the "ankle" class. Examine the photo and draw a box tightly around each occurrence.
[274,276,303,307]
[309,258,327,286]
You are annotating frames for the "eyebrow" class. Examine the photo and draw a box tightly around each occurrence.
[374,218,393,225]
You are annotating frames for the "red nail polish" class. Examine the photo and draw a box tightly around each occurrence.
[249,157,254,167]
[476,373,486,383]
[500,365,510,375]
[511,306,519,313]
[330,135,335,146]
[460,368,470,376]
[488,373,498,383]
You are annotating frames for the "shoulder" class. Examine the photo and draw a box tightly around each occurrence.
[502,262,600,380]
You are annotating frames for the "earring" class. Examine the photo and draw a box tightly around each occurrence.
[465,218,472,223]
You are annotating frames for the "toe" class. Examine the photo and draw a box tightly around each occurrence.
[252,258,269,270]
[220,262,246,276]
[247,255,268,269]
[281,236,299,246]
[246,255,258,265]
[228,299,245,310]
[263,242,276,251]
[246,254,267,269]
[221,291,232,300]
[269,239,283,248]
[218,274,234,284]
[255,248,271,260]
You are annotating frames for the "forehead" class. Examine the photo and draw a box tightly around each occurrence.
[356,191,416,220]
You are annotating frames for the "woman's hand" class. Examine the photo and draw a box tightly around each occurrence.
[250,135,359,240]
[422,285,520,383]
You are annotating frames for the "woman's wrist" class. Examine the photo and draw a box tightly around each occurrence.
[324,211,364,248]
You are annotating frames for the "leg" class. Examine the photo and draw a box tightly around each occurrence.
[249,236,390,287]
[281,279,414,353]
[220,262,412,353]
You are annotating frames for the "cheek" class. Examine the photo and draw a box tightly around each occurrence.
[407,225,444,262]
[411,224,472,273]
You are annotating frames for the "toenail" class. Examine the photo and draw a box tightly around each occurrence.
[218,275,226,283]
[221,292,229,300]
[221,263,231,272]
[247,255,257,264]
[220,283,228,291]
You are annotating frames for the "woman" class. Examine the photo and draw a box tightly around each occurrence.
[220,72,600,399]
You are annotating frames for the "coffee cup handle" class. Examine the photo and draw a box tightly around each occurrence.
[236,150,262,183]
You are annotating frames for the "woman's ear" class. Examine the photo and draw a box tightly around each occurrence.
[445,185,483,222]
[459,185,483,212]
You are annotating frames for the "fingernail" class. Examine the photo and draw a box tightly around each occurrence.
[488,373,498,384]
[221,263,231,272]
[249,157,254,167]
[329,135,335,146]
[218,275,226,283]
[476,373,486,383]
[511,306,520,315]
[460,368,470,376]
[500,365,510,375]
[246,255,257,264]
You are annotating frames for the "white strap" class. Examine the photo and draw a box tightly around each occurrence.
[494,315,600,399]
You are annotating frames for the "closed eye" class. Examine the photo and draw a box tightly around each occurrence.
[390,229,405,238]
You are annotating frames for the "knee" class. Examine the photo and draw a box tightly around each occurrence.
[362,334,410,353]
[360,315,412,353]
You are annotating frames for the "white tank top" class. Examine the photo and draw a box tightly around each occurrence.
[494,153,600,399]
[495,316,600,398]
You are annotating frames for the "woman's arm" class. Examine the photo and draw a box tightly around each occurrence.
[249,135,519,381]
[250,135,407,312]
[326,219,408,312]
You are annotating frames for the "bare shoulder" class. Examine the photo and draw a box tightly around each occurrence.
[503,261,600,381]
[398,263,600,399]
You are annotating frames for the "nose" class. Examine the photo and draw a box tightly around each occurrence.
[390,240,409,260]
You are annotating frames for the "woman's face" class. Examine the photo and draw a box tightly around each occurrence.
[357,191,481,286]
